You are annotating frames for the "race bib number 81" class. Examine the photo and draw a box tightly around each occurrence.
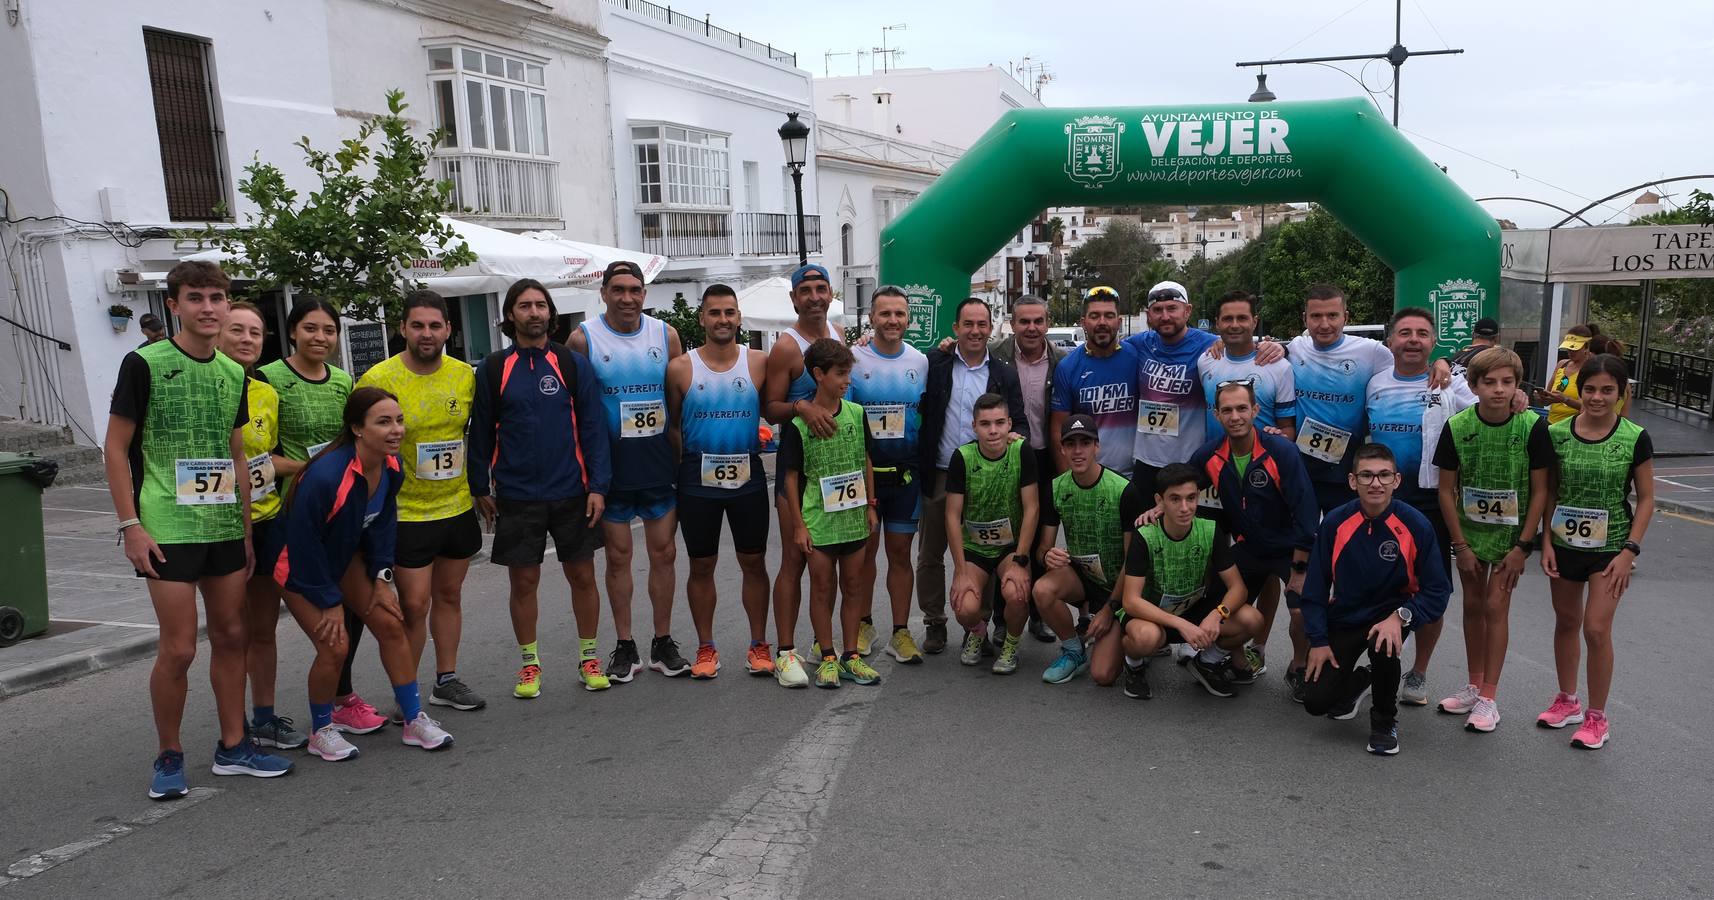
[1296,419,1351,464]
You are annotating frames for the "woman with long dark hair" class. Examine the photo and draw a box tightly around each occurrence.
[274,387,454,760]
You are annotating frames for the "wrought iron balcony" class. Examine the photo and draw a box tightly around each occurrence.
[434,150,560,221]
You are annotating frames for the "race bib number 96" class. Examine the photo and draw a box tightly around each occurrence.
[1552,505,1609,550]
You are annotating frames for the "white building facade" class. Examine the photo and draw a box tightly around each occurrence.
[0,0,616,443]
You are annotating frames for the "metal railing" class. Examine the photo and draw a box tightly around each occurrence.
[640,211,731,258]
[1634,347,1713,415]
[604,0,796,66]
[735,212,821,256]
[434,151,561,221]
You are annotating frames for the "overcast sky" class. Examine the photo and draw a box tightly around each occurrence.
[686,0,1712,228]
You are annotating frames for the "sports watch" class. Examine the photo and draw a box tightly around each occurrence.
[1011,553,1030,569]
[1395,607,1413,628]
[376,567,395,584]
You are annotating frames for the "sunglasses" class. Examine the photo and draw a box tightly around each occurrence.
[1087,286,1119,299]
[1216,377,1255,389]
[1148,290,1184,303]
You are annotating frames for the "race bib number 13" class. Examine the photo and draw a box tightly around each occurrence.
[176,459,237,506]
[416,440,465,481]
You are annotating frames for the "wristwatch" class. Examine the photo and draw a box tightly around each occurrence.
[1011,553,1030,569]
[376,567,394,584]
[1622,540,1642,556]
[1394,606,1413,628]
[1513,537,1537,556]
[1290,559,1309,573]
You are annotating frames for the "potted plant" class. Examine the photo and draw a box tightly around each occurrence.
[108,303,134,332]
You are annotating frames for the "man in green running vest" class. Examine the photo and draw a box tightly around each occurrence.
[1033,413,1146,686]
[1115,463,1254,700]
[945,393,1039,675]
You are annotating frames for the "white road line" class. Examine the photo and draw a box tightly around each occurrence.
[45,533,122,543]
[47,570,139,581]
[41,507,114,516]
[52,618,156,630]
[63,486,115,493]
[0,788,219,888]
[1656,477,1712,492]
[624,692,881,900]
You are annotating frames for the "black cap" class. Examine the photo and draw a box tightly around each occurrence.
[602,260,645,286]
[1060,413,1100,443]
[138,313,165,331]
[1473,317,1499,338]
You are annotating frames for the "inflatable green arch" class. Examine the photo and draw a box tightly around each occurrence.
[879,98,1499,356]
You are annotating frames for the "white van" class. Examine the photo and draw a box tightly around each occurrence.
[1046,326,1084,349]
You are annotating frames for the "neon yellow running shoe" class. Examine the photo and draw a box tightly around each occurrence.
[514,664,542,699]
[856,620,878,657]
[580,658,611,692]
[815,656,841,689]
[839,654,882,685]
[886,629,925,664]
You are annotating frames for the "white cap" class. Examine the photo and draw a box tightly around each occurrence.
[1146,280,1190,307]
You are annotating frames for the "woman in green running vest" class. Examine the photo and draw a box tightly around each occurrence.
[1433,347,1553,734]
[944,393,1039,675]
[1537,354,1654,750]
[779,339,880,690]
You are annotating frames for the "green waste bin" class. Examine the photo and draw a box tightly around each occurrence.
[0,451,54,646]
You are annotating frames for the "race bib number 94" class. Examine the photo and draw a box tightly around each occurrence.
[1462,487,1519,526]
[176,459,237,506]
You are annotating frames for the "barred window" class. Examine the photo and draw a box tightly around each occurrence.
[144,29,227,221]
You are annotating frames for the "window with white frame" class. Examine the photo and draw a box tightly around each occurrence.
[427,45,549,155]
[632,124,731,208]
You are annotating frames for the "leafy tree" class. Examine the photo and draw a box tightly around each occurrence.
[192,90,476,323]
[1589,205,1714,351]
[1256,207,1393,330]
[1065,218,1163,311]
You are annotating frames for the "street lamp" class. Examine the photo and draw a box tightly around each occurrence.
[778,111,811,265]
[1247,72,1276,103]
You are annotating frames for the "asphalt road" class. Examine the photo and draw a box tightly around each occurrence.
[2,509,1712,899]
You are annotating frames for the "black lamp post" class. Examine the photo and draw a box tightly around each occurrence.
[777,112,811,265]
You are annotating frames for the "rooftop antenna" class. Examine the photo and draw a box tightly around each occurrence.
[875,23,906,74]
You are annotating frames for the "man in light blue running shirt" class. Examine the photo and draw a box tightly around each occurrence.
[1051,287,1140,477]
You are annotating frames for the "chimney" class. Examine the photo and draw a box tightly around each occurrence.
[871,87,893,136]
[831,92,856,126]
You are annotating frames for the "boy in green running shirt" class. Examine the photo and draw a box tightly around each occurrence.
[1033,413,1145,686]
[1115,463,1254,701]
[1433,346,1552,733]
[945,393,1040,675]
[779,339,881,689]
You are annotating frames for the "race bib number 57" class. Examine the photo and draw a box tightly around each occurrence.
[176,459,237,506]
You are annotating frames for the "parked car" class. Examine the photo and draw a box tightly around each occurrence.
[1046,326,1084,348]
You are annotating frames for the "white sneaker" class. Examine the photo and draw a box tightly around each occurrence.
[1437,683,1481,715]
[401,712,454,750]
[1399,670,1430,706]
[307,724,360,762]
[1465,697,1501,733]
[775,650,809,688]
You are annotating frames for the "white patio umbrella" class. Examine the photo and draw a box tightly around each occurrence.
[521,231,667,290]
[736,277,846,333]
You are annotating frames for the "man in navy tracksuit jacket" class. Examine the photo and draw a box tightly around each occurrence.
[1300,443,1450,754]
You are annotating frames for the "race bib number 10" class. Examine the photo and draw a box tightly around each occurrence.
[1296,418,1352,464]
[176,459,237,506]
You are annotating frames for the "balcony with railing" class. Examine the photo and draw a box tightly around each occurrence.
[640,211,731,258]
[434,151,561,222]
[603,0,797,66]
[735,212,821,257]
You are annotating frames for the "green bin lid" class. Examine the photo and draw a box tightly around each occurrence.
[0,451,45,475]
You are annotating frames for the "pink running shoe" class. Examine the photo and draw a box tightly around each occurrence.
[1437,683,1480,715]
[402,712,454,751]
[331,694,387,735]
[1536,693,1586,729]
[1464,697,1500,733]
[1571,710,1610,749]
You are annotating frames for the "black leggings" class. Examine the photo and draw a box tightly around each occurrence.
[1302,617,1400,729]
[339,610,363,697]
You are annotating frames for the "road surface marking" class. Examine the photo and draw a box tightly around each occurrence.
[51,618,157,629]
[0,788,219,888]
[624,692,881,900]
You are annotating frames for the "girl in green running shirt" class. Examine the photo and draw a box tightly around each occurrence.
[1433,347,1552,733]
[262,298,353,490]
[1537,355,1654,750]
[779,339,880,689]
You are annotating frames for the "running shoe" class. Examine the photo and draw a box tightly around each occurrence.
[1284,667,1308,705]
[1173,643,1195,666]
[991,639,1020,675]
[331,694,387,734]
[776,650,809,688]
[1399,670,1430,707]
[1536,692,1585,729]
[1368,724,1401,756]
[1041,644,1090,684]
[840,655,882,685]
[148,749,188,800]
[815,656,841,689]
[1244,644,1268,678]
[1229,654,1261,686]
[959,631,986,666]
[746,642,776,675]
[1330,670,1372,721]
[1570,709,1610,749]
[1437,683,1481,715]
[388,705,406,727]
[1122,661,1152,700]
[211,738,294,778]
[923,620,949,654]
[514,663,543,700]
[307,724,360,762]
[580,658,611,691]
[250,715,308,750]
[401,712,454,751]
[1191,655,1238,698]
[856,620,878,657]
[651,636,691,677]
[430,678,487,711]
[690,645,721,680]
[607,640,642,683]
[886,629,925,664]
[1465,697,1501,733]
[1028,615,1055,643]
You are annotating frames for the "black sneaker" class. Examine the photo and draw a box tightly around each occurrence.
[1122,661,1152,699]
[650,636,690,677]
[1190,655,1237,698]
[1329,667,1372,720]
[1285,667,1308,704]
[923,620,949,654]
[430,678,488,711]
[607,640,642,683]
[1028,615,1055,643]
[1368,723,1401,755]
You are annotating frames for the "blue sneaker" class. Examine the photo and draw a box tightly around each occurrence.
[211,738,295,779]
[1041,644,1090,684]
[148,750,188,801]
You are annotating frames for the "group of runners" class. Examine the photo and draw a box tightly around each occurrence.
[110,259,1655,801]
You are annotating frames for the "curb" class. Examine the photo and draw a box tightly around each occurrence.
[0,625,203,701]
[1655,496,1714,524]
